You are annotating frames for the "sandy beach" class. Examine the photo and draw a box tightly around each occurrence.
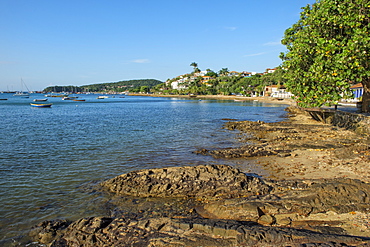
[242,108,370,182]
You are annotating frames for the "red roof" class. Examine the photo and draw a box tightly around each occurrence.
[350,83,363,89]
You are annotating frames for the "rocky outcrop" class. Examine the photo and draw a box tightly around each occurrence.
[31,165,370,246]
[30,217,370,247]
[197,178,370,222]
[101,164,270,199]
[205,109,370,160]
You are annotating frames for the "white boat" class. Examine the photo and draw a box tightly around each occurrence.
[33,98,48,102]
[62,96,78,100]
[13,92,29,97]
[45,93,69,97]
[14,79,30,96]
[97,96,109,99]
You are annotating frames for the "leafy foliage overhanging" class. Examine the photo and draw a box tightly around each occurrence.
[280,0,370,110]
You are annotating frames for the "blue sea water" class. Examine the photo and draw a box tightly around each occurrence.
[0,93,288,245]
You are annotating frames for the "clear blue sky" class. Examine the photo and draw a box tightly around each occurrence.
[0,0,315,91]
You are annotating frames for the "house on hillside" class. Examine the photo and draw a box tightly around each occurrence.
[264,85,279,96]
[169,75,190,90]
[201,76,214,84]
[240,71,256,77]
[194,71,207,77]
[228,71,240,77]
[264,85,293,98]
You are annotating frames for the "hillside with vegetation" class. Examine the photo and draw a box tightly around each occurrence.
[152,64,284,97]
[43,79,163,93]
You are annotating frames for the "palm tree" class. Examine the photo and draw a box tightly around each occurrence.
[218,68,229,76]
[190,62,198,72]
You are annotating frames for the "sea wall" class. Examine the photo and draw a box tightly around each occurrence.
[303,108,370,136]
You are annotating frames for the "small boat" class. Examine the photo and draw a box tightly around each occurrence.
[46,93,69,97]
[62,96,78,100]
[30,103,52,107]
[73,99,85,101]
[33,98,48,102]
[14,79,30,96]
[0,98,8,100]
[14,92,30,97]
[97,96,109,99]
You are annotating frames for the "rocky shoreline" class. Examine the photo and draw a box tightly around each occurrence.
[29,106,370,246]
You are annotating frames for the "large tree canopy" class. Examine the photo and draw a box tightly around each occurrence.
[280,0,370,111]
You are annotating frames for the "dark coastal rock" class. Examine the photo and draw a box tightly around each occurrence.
[101,164,270,199]
[209,144,283,158]
[29,219,71,244]
[30,165,370,246]
[196,178,370,224]
[30,217,370,247]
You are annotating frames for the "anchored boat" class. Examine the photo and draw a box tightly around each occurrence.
[33,98,48,102]
[30,103,52,107]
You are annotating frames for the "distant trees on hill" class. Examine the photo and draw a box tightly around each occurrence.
[43,79,163,93]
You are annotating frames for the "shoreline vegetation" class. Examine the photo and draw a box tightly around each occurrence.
[29,95,370,246]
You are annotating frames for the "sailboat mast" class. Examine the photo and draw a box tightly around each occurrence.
[21,78,30,92]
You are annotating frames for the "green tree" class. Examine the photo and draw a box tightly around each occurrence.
[218,68,229,76]
[205,70,218,78]
[190,62,200,73]
[140,86,150,93]
[280,0,370,111]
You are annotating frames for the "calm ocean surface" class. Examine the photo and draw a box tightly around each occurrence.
[0,93,288,245]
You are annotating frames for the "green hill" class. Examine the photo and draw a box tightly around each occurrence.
[44,79,163,93]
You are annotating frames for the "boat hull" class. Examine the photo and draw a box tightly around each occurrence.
[62,97,78,100]
[30,103,52,107]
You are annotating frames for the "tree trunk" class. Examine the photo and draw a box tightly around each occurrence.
[361,80,370,113]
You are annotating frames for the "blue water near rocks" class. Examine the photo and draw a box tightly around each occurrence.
[0,93,288,245]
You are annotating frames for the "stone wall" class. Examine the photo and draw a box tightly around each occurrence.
[305,108,370,136]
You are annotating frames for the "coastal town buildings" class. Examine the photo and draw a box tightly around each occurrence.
[264,85,294,98]
[167,67,296,98]
[168,69,265,90]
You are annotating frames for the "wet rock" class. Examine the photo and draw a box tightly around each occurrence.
[101,164,270,199]
[29,219,71,244]
[193,148,210,155]
[31,217,370,247]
